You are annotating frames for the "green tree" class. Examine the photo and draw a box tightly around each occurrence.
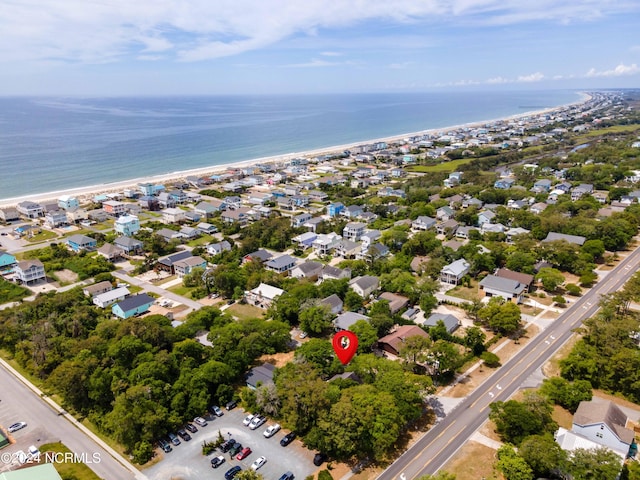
[416,473,457,480]
[519,434,567,479]
[489,397,556,445]
[299,304,334,336]
[464,326,486,356]
[536,267,565,292]
[398,335,432,366]
[343,290,364,311]
[568,448,623,480]
[478,297,522,335]
[236,470,265,480]
[295,339,343,377]
[480,351,500,368]
[349,320,378,354]
[539,377,592,412]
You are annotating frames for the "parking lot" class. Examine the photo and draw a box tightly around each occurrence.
[143,407,318,480]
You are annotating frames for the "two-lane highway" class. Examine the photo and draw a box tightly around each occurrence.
[379,246,640,480]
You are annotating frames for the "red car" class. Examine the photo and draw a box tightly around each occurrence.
[236,447,252,461]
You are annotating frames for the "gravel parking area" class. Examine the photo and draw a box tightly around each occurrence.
[143,407,318,480]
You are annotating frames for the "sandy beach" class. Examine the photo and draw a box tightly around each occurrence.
[0,93,590,210]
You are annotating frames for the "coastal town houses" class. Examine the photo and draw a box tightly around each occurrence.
[66,234,97,252]
[93,286,130,308]
[412,216,436,231]
[97,243,123,262]
[320,294,343,315]
[334,311,370,331]
[114,236,144,256]
[83,281,112,297]
[265,254,297,274]
[440,259,470,285]
[290,261,323,280]
[114,214,140,236]
[112,293,155,319]
[173,256,208,277]
[349,275,380,298]
[57,195,79,211]
[162,207,186,224]
[102,200,127,217]
[14,259,46,284]
[206,240,232,256]
[478,274,526,303]
[16,201,43,219]
[44,210,68,228]
[0,250,16,270]
[378,325,430,357]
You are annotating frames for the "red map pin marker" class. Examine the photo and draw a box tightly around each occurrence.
[332,331,359,365]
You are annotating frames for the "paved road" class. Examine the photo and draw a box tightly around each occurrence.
[0,361,143,480]
[378,246,640,480]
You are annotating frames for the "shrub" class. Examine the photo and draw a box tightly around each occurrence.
[480,351,501,368]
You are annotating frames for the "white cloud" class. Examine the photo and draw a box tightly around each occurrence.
[517,72,545,82]
[320,51,342,57]
[486,76,509,84]
[389,61,415,69]
[586,63,640,77]
[283,58,355,68]
[1,0,638,65]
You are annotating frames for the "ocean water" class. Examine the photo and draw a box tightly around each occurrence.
[0,91,581,201]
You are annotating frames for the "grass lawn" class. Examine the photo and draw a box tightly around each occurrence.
[187,235,213,247]
[40,442,101,480]
[226,303,265,320]
[441,440,498,480]
[167,284,193,297]
[446,280,480,302]
[26,230,58,242]
[405,158,473,173]
[574,124,640,143]
[0,278,30,303]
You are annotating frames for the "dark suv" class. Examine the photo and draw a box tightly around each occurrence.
[225,399,238,410]
[220,439,237,453]
[158,438,172,453]
[177,428,191,441]
[313,453,327,466]
[228,443,243,457]
[167,432,181,446]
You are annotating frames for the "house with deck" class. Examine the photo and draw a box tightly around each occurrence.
[67,234,97,252]
[14,259,46,284]
[440,259,470,285]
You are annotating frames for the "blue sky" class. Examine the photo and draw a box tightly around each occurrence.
[1,0,639,95]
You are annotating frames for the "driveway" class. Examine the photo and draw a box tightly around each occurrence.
[143,408,317,480]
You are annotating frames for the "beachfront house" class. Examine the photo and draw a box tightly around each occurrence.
[16,201,43,219]
[162,208,186,224]
[66,234,97,252]
[14,259,46,284]
[102,200,127,217]
[57,195,80,211]
[44,210,68,228]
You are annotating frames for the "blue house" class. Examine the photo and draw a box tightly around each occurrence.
[112,293,155,319]
[494,178,515,189]
[328,202,345,217]
[0,250,16,269]
[67,234,97,252]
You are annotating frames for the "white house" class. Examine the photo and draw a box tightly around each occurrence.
[245,283,285,309]
[14,259,46,284]
[412,216,436,231]
[114,214,140,236]
[440,259,470,285]
[349,275,380,298]
[93,286,130,308]
[162,208,186,224]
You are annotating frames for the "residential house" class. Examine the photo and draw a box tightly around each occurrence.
[481,223,506,235]
[530,202,548,215]
[138,182,165,196]
[102,200,127,217]
[194,200,226,218]
[571,183,594,201]
[112,293,155,319]
[157,192,176,209]
[243,249,273,264]
[456,226,477,240]
[495,268,535,292]
[246,363,276,389]
[349,275,380,298]
[358,211,378,223]
[291,261,323,280]
[292,232,317,249]
[463,197,483,209]
[477,210,496,226]
[321,265,351,282]
[245,283,285,309]
[154,228,181,243]
[532,179,552,192]
[156,250,194,273]
[440,259,470,285]
[174,256,207,277]
[412,216,436,231]
[444,171,463,188]
[221,207,250,225]
[162,208,186,224]
[16,201,43,219]
[0,250,17,269]
[14,259,46,284]
[57,195,80,210]
[247,191,272,206]
[378,325,430,356]
[334,312,370,331]
[114,214,140,236]
[479,275,526,303]
[196,222,218,235]
[543,232,586,246]
[292,213,312,228]
[0,208,20,222]
[312,233,341,256]
[207,240,232,256]
[410,256,430,274]
[343,222,366,241]
[114,236,144,255]
[357,243,389,262]
[83,281,112,297]
[555,397,636,459]
[138,196,159,211]
[334,239,361,259]
[378,292,409,314]
[93,286,130,308]
[66,234,97,252]
[265,254,297,274]
[97,243,122,262]
[436,206,454,221]
[178,226,199,240]
[505,227,530,243]
[421,313,460,333]
[66,208,88,224]
[494,178,515,189]
[341,204,364,219]
[167,189,188,205]
[308,190,328,202]
[44,210,68,228]
[320,294,343,315]
[327,202,345,217]
[437,219,459,236]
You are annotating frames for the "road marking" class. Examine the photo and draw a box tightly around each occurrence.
[400,474,407,480]
[545,340,550,344]
[489,392,494,398]
[496,384,502,390]
[550,335,555,339]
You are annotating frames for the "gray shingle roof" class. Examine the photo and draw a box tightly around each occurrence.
[479,274,525,295]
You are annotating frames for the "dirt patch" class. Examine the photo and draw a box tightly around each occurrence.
[442,440,498,480]
[54,269,79,284]
[445,365,495,398]
[259,351,295,367]
[540,311,559,320]
[480,419,502,443]
[553,405,574,429]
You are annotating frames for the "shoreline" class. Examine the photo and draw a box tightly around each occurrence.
[0,92,591,209]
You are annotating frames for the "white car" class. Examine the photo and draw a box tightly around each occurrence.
[251,456,267,471]
[7,422,27,433]
[249,415,266,430]
[193,416,208,427]
[242,413,255,426]
[263,423,281,438]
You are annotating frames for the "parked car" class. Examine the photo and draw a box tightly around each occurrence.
[211,455,225,468]
[224,465,242,480]
[194,416,208,427]
[158,438,172,453]
[251,456,267,471]
[313,453,327,466]
[299,331,308,339]
[7,422,27,433]
[236,447,252,461]
[280,432,296,447]
[229,443,243,457]
[226,399,238,410]
[177,428,191,441]
[242,413,255,426]
[279,472,294,480]
[220,439,237,453]
[249,415,266,430]
[167,432,181,446]
[263,424,281,438]
[210,405,224,417]
[185,423,197,434]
